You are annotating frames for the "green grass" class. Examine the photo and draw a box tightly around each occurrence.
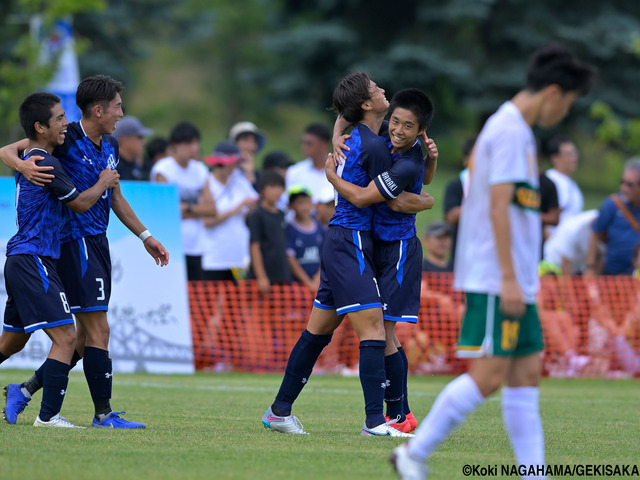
[0,371,637,479]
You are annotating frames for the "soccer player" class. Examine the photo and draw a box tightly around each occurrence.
[1,75,169,429]
[1,92,119,427]
[390,44,596,479]
[325,88,436,434]
[261,73,431,437]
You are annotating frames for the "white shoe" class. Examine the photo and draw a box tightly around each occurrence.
[361,418,414,437]
[34,414,85,428]
[261,407,308,434]
[390,443,428,480]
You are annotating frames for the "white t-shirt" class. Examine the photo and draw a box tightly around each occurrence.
[454,102,541,303]
[544,209,598,274]
[150,156,209,256]
[202,169,258,270]
[285,158,332,203]
[545,168,583,230]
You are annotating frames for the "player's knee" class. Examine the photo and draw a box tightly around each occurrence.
[52,325,77,353]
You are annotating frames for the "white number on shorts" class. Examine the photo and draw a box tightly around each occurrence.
[96,277,105,301]
[59,292,71,314]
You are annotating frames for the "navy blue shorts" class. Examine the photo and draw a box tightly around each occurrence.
[374,236,422,323]
[3,255,74,333]
[59,233,111,313]
[314,226,382,316]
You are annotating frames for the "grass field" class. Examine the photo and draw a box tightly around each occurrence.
[0,370,637,480]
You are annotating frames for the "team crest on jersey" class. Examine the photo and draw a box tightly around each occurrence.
[512,182,540,211]
[82,155,93,165]
[107,153,118,170]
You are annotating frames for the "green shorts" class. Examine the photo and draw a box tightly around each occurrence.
[456,292,544,358]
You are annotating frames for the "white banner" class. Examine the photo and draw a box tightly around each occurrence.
[0,179,194,374]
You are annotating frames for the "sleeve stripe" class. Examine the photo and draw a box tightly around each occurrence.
[58,188,78,201]
[374,175,397,199]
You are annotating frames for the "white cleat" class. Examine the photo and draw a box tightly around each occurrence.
[33,414,85,428]
[390,443,428,480]
[361,418,415,437]
[261,407,308,434]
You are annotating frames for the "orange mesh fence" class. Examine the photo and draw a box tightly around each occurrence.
[188,274,640,378]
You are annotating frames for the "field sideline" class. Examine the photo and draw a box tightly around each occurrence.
[0,370,637,480]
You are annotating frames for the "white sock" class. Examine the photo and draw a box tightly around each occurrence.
[502,386,545,479]
[408,373,484,461]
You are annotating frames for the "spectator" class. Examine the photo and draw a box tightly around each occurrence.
[286,185,324,293]
[151,121,214,280]
[422,221,453,272]
[229,121,266,186]
[113,116,153,181]
[539,171,560,254]
[545,135,583,233]
[315,184,336,229]
[201,141,258,282]
[286,123,333,204]
[145,136,169,167]
[443,136,475,265]
[586,158,640,275]
[544,209,599,275]
[262,150,294,211]
[247,170,290,294]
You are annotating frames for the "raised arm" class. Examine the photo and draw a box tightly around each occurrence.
[422,133,439,185]
[332,115,352,161]
[110,183,169,266]
[0,139,54,186]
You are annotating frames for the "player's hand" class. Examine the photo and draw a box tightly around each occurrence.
[99,167,120,190]
[325,154,339,184]
[499,277,526,319]
[17,155,54,186]
[423,133,439,162]
[143,237,169,267]
[257,276,271,295]
[332,134,350,162]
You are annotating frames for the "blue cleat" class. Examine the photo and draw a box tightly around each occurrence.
[3,384,31,424]
[91,411,145,429]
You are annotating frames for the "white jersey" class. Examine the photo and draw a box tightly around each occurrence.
[150,156,209,256]
[202,169,258,270]
[545,168,583,232]
[453,102,541,303]
[544,209,598,274]
[285,158,332,203]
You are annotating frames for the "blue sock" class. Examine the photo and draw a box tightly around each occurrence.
[272,330,332,416]
[398,346,411,415]
[83,346,113,417]
[39,358,70,421]
[359,340,387,429]
[32,349,81,395]
[384,351,405,421]
[0,351,9,364]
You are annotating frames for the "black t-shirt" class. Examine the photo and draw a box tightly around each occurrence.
[539,172,559,255]
[422,258,453,273]
[443,177,464,264]
[247,205,291,283]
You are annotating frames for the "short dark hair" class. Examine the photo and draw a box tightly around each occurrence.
[19,92,61,140]
[262,150,293,171]
[170,121,201,144]
[388,88,434,130]
[258,170,285,191]
[332,72,372,124]
[525,43,596,95]
[146,137,169,161]
[462,135,477,157]
[546,135,573,157]
[76,75,124,116]
[304,123,331,143]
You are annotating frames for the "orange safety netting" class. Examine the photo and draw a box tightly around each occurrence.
[188,274,640,378]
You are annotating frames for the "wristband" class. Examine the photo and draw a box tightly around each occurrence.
[138,230,152,242]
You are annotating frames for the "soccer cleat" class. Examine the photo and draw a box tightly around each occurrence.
[91,411,145,429]
[361,417,414,437]
[3,383,31,424]
[261,407,308,434]
[390,443,428,480]
[405,411,418,432]
[34,414,85,428]
[386,415,414,434]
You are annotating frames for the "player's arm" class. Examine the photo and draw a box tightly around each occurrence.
[490,182,525,318]
[0,138,54,186]
[332,115,352,161]
[421,133,439,185]
[65,168,120,213]
[387,190,434,213]
[110,183,169,266]
[325,154,382,208]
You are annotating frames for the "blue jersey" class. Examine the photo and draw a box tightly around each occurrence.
[329,123,392,231]
[54,121,119,242]
[286,219,324,279]
[6,149,79,258]
[372,141,424,241]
